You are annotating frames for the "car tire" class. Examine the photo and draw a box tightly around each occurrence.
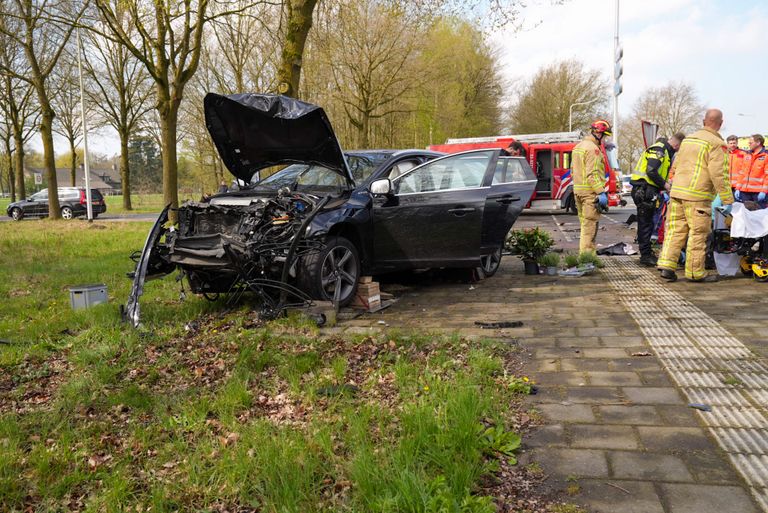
[480,246,502,277]
[10,207,23,221]
[92,213,99,219]
[298,236,360,306]
[61,206,74,220]
[565,193,577,214]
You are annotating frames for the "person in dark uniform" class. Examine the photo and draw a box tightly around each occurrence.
[630,133,685,266]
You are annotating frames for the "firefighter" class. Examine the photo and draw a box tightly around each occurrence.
[630,133,685,266]
[572,120,611,253]
[503,141,527,158]
[726,134,747,191]
[735,134,768,207]
[657,109,734,282]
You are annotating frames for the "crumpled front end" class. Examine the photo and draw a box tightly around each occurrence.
[123,192,326,327]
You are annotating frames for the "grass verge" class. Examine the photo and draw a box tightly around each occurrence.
[0,221,567,512]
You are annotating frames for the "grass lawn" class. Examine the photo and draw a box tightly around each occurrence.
[0,221,567,512]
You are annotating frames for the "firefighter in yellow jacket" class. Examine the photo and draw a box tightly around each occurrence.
[657,109,734,282]
[573,120,611,253]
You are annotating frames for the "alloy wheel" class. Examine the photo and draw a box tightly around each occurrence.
[11,208,22,221]
[61,207,73,220]
[481,247,502,277]
[320,246,359,303]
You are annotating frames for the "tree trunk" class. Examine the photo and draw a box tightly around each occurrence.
[69,138,77,186]
[120,131,132,210]
[3,138,14,202]
[13,130,25,200]
[39,106,61,219]
[159,106,179,222]
[276,0,319,98]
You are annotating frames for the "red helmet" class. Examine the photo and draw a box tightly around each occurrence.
[590,119,613,137]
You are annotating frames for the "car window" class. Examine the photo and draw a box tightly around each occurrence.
[91,190,104,200]
[394,151,493,194]
[31,191,47,201]
[493,158,535,184]
[387,159,420,180]
[346,152,392,183]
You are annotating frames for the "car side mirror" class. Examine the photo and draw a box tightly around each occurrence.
[370,178,392,196]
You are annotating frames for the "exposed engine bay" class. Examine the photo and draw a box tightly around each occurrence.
[122,190,330,327]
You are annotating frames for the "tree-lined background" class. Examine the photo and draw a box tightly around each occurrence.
[0,0,705,216]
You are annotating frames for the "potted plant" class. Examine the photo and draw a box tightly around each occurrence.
[564,253,580,268]
[505,228,554,275]
[539,252,561,276]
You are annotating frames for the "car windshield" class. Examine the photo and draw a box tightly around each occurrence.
[346,152,393,183]
[253,163,347,192]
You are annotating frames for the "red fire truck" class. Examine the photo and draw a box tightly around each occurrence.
[429,131,624,213]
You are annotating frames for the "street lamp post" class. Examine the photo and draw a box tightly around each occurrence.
[76,27,93,222]
[569,98,600,132]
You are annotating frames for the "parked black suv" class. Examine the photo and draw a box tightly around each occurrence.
[6,187,107,220]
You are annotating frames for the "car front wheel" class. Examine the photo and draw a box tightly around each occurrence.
[61,206,74,220]
[298,236,360,306]
[10,207,23,221]
[480,246,502,277]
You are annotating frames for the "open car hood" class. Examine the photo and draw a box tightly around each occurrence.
[204,93,353,185]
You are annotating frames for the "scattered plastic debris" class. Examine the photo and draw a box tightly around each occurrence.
[688,403,712,412]
[631,351,652,357]
[597,242,638,256]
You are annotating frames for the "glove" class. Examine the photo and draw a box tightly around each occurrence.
[758,192,766,203]
[660,191,669,203]
[721,204,733,215]
[735,190,742,201]
[597,192,608,207]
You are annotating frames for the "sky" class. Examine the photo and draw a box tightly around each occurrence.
[44,0,766,157]
[490,0,766,139]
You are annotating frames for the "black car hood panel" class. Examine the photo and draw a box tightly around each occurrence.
[204,93,352,185]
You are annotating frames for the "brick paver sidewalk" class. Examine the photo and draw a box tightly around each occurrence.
[332,257,764,513]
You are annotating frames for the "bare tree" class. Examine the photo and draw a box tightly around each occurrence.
[84,19,153,210]
[0,0,86,219]
[314,0,426,148]
[617,82,705,171]
[51,54,90,187]
[93,0,234,219]
[508,60,608,134]
[275,0,319,98]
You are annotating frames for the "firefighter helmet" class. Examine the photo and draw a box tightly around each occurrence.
[590,119,613,137]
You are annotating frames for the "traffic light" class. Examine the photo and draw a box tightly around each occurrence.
[614,45,623,96]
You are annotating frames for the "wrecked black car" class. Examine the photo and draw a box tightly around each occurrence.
[123,93,536,326]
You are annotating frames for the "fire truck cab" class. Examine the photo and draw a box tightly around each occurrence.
[429,131,624,213]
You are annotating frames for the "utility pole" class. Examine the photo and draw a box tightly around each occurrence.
[613,0,622,148]
[76,27,93,222]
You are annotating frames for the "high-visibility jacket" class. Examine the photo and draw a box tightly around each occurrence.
[728,148,747,189]
[738,147,768,193]
[668,127,733,204]
[631,141,672,189]
[572,134,606,197]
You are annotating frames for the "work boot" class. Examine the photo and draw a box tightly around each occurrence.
[689,274,719,283]
[639,254,657,267]
[659,269,677,282]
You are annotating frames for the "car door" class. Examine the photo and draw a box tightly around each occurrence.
[30,190,48,217]
[372,150,495,269]
[481,157,537,253]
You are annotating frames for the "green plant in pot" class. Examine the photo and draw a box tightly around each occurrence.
[539,252,561,276]
[505,227,554,275]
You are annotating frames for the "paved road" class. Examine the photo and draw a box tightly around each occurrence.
[326,206,768,513]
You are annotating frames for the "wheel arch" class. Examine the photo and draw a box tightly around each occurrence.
[327,223,367,268]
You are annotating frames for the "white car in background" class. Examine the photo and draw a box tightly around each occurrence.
[621,175,632,196]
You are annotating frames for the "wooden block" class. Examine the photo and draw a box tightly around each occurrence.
[359,276,373,284]
[357,283,380,296]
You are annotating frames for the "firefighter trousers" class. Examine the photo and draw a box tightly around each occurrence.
[575,193,599,253]
[657,198,712,280]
